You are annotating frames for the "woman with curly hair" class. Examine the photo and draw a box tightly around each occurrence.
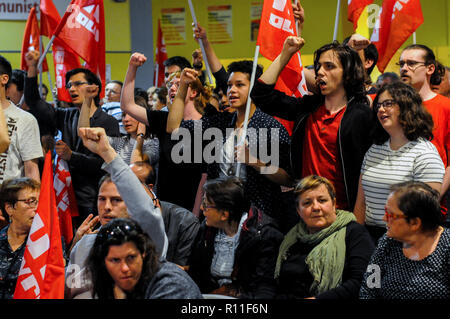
[354,81,445,244]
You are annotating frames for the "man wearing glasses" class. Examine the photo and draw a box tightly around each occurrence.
[23,50,120,227]
[399,45,450,218]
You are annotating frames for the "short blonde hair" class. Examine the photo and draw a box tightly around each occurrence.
[294,175,336,206]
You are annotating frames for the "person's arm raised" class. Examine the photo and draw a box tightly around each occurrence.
[121,53,149,125]
[166,68,199,134]
[193,23,223,73]
[259,36,305,85]
[77,84,98,130]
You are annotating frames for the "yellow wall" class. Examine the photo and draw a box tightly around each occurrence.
[0,0,449,99]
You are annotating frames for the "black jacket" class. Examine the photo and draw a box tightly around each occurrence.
[188,207,284,299]
[159,201,200,267]
[251,80,374,209]
[24,76,120,210]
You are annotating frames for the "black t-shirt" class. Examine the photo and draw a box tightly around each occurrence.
[146,109,204,211]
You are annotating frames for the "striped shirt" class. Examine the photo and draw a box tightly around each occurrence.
[108,135,160,166]
[361,138,445,227]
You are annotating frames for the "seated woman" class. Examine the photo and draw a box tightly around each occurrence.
[359,181,450,299]
[0,178,40,299]
[78,84,159,166]
[88,218,202,299]
[354,81,445,244]
[188,176,284,299]
[275,175,375,299]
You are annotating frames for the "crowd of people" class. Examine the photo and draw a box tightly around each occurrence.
[0,3,449,300]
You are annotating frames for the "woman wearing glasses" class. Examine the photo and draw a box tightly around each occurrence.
[188,176,284,299]
[354,81,445,244]
[88,218,202,299]
[0,178,40,298]
[359,181,450,299]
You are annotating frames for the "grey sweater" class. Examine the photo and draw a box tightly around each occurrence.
[65,155,168,299]
[145,261,203,299]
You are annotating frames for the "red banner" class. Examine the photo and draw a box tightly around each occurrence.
[55,0,106,98]
[13,152,65,299]
[21,6,48,72]
[155,19,168,87]
[40,0,60,38]
[371,0,424,73]
[53,156,79,247]
[40,0,82,102]
[347,0,373,31]
[256,0,308,135]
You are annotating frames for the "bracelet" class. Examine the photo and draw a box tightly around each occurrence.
[137,133,145,138]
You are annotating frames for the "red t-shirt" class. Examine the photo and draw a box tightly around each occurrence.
[302,105,348,209]
[423,94,450,167]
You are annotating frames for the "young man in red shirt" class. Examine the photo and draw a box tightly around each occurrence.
[251,36,373,211]
[399,44,450,212]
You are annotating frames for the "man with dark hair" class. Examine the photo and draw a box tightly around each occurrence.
[163,56,192,84]
[399,44,450,209]
[24,50,120,225]
[5,69,26,106]
[0,55,42,183]
[251,36,373,213]
[102,80,124,134]
[431,66,450,98]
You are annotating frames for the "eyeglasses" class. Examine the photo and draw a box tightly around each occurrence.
[65,81,89,89]
[384,208,407,221]
[201,197,216,211]
[396,60,427,70]
[16,197,39,208]
[374,99,396,112]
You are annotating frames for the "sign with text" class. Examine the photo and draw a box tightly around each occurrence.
[207,5,232,44]
[0,0,40,20]
[161,7,186,46]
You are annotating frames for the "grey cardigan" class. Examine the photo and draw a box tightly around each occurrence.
[64,155,168,299]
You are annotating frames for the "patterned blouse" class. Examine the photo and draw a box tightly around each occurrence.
[0,226,26,299]
[359,228,450,299]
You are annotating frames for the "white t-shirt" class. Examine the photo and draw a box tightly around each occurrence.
[0,102,43,183]
[361,138,445,227]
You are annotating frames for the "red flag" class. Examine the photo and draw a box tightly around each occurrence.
[256,0,308,135]
[40,0,60,38]
[53,156,79,247]
[371,0,424,73]
[155,19,168,87]
[40,0,82,102]
[13,152,65,299]
[55,0,106,98]
[52,40,82,102]
[347,0,373,31]
[21,6,48,72]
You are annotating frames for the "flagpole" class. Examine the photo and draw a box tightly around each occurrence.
[235,45,259,178]
[413,32,416,44]
[187,0,213,85]
[333,0,341,41]
[154,63,159,87]
[39,36,44,98]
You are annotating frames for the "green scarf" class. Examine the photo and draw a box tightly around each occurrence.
[274,210,356,296]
